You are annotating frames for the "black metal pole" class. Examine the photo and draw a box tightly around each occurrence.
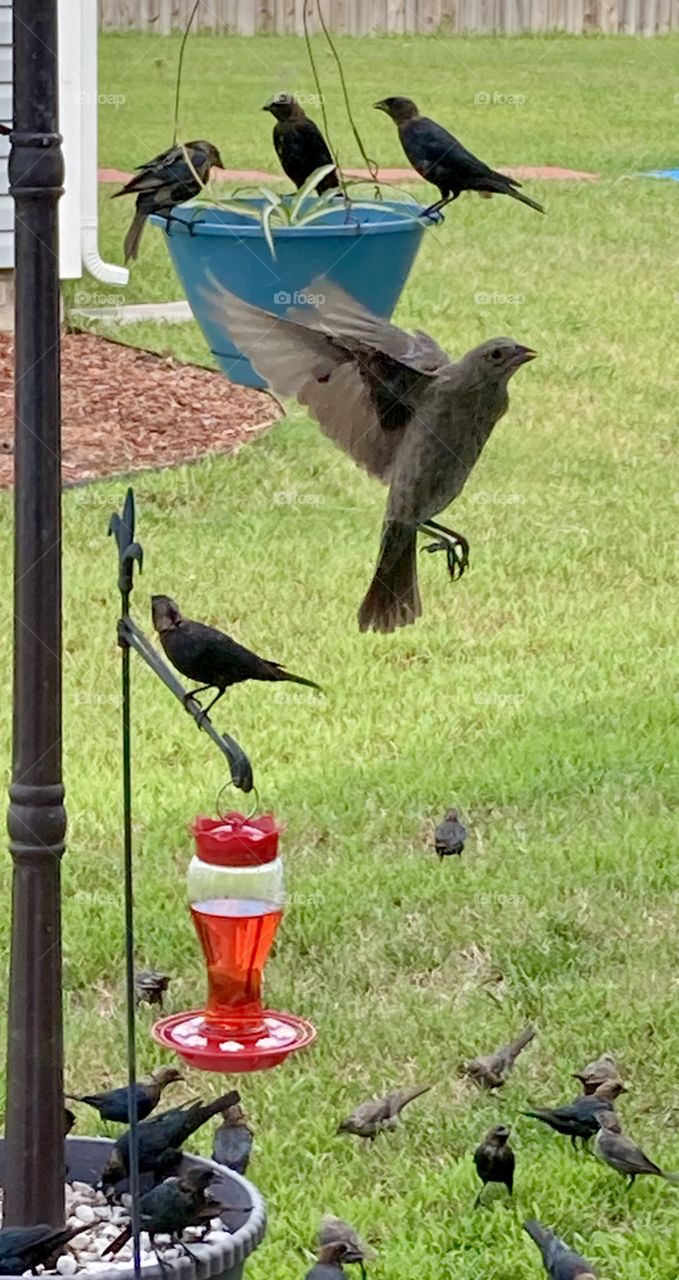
[4,0,66,1228]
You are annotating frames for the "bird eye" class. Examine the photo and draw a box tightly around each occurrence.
[490,347,502,360]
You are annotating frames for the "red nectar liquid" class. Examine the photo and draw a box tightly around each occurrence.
[190,898,283,1034]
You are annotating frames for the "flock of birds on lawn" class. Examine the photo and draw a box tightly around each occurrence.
[2,1038,676,1277]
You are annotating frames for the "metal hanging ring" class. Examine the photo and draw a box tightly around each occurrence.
[216,778,260,821]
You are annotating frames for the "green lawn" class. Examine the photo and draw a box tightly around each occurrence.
[4,30,679,1280]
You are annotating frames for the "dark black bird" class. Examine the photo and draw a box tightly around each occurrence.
[100,1088,240,1192]
[135,969,171,1010]
[306,1217,374,1279]
[106,1167,222,1256]
[473,1123,515,1206]
[466,1025,536,1089]
[522,1078,625,1150]
[67,1066,183,1123]
[212,1102,254,1176]
[112,139,223,261]
[0,1225,84,1276]
[524,1220,597,1279]
[374,96,544,215]
[434,808,467,859]
[205,280,536,634]
[263,93,338,193]
[152,595,321,715]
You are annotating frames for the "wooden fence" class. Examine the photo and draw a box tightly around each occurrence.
[98,0,679,35]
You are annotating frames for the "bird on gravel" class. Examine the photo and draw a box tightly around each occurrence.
[434,808,468,859]
[473,1123,515,1206]
[204,279,536,634]
[0,1225,85,1277]
[524,1220,597,1279]
[337,1084,431,1140]
[112,139,223,261]
[594,1109,679,1188]
[100,1089,240,1193]
[67,1066,183,1123]
[263,93,338,193]
[306,1217,374,1279]
[465,1025,536,1089]
[152,595,321,715]
[522,1078,626,1151]
[374,96,545,216]
[572,1052,620,1095]
[105,1167,223,1257]
[212,1102,254,1176]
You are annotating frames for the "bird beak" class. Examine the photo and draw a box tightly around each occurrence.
[262,102,273,113]
[514,346,537,365]
[373,100,388,113]
[214,152,224,170]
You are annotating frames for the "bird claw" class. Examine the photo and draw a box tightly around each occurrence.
[422,536,469,580]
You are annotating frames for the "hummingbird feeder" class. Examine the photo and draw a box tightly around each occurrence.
[153,812,316,1072]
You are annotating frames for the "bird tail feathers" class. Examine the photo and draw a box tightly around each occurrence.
[358,523,421,634]
[124,210,147,261]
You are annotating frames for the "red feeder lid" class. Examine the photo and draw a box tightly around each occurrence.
[192,813,282,866]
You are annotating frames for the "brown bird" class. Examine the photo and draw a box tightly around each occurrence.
[466,1025,536,1089]
[204,280,536,634]
[572,1053,619,1095]
[337,1085,431,1140]
[315,1217,374,1276]
[263,93,339,193]
[594,1110,679,1188]
[112,139,223,261]
[473,1123,515,1207]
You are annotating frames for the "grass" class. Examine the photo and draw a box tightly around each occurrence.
[3,28,679,1280]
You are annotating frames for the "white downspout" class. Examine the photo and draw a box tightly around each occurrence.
[79,0,127,286]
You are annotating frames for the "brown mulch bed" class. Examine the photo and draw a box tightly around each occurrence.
[0,331,281,489]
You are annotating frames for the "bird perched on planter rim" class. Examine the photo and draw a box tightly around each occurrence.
[66,1065,183,1123]
[465,1025,536,1089]
[473,1123,515,1206]
[112,139,223,261]
[263,93,339,193]
[374,96,544,215]
[152,595,321,715]
[203,279,536,634]
[337,1084,430,1139]
[105,1167,222,1257]
[100,1088,240,1192]
[523,1220,597,1279]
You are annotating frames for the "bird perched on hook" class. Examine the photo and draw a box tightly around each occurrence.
[0,1225,85,1277]
[263,93,339,193]
[522,1078,626,1151]
[100,1088,240,1193]
[151,595,321,715]
[212,1101,254,1176]
[374,97,544,215]
[465,1025,536,1089]
[434,808,468,859]
[306,1217,374,1279]
[203,280,536,634]
[112,139,223,261]
[594,1110,679,1187]
[473,1124,515,1206]
[66,1065,183,1124]
[337,1084,431,1140]
[524,1220,597,1279]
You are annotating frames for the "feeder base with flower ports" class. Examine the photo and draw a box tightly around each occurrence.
[153,1008,316,1072]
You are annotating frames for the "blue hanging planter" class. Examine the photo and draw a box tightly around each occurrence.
[151,199,439,388]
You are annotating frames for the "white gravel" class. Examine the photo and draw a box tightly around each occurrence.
[0,1179,233,1273]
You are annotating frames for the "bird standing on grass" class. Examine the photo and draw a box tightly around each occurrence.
[105,1167,223,1257]
[100,1089,240,1192]
[522,1078,626,1151]
[572,1052,620,1095]
[473,1124,515,1206]
[212,1102,254,1176]
[204,280,536,634]
[263,93,339,193]
[374,97,545,215]
[0,1225,85,1277]
[66,1065,183,1123]
[594,1109,679,1188]
[135,969,172,1011]
[434,808,468,859]
[152,595,321,715]
[112,140,223,261]
[524,1220,597,1279]
[337,1084,431,1140]
[307,1218,374,1279]
[465,1025,536,1089]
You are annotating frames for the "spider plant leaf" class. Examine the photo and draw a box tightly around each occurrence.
[289,164,338,221]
